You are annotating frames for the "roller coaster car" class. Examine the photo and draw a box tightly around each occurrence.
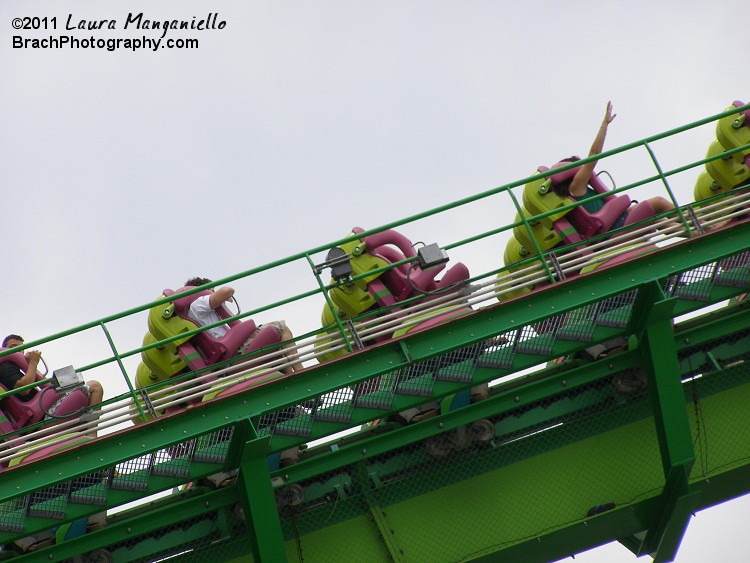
[137,287,285,418]
[523,162,657,240]
[329,227,469,317]
[317,228,488,427]
[0,352,89,434]
[500,162,661,302]
[148,287,282,370]
[318,227,471,361]
[136,290,297,480]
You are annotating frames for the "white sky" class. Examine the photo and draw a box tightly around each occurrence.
[2,1,749,561]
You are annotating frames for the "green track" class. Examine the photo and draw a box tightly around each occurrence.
[1,102,750,563]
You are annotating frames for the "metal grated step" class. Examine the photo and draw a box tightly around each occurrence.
[0,496,27,533]
[396,373,436,396]
[27,483,70,519]
[714,252,750,287]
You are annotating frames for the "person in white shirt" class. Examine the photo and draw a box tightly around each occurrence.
[184,277,302,374]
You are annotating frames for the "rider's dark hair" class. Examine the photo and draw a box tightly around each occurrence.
[184,277,213,287]
[552,156,582,197]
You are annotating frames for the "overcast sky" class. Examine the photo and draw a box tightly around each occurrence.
[2,1,749,561]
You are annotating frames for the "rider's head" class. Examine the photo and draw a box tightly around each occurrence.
[2,334,24,348]
[184,277,213,287]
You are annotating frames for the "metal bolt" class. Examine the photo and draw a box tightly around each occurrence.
[361,448,367,455]
[561,380,567,387]
[438,422,444,429]
[514,396,520,403]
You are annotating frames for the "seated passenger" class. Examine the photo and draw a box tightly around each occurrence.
[552,102,674,231]
[183,278,302,375]
[0,334,103,420]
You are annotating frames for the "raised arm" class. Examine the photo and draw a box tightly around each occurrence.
[15,350,42,395]
[568,101,617,196]
[208,286,235,310]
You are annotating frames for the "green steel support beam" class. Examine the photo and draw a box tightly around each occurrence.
[626,281,667,337]
[236,430,285,562]
[648,467,698,563]
[638,295,696,561]
[354,463,408,562]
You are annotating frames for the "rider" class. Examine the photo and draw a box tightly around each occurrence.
[0,334,103,418]
[552,101,675,230]
[184,278,303,374]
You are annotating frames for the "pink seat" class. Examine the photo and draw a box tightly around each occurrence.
[623,199,657,227]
